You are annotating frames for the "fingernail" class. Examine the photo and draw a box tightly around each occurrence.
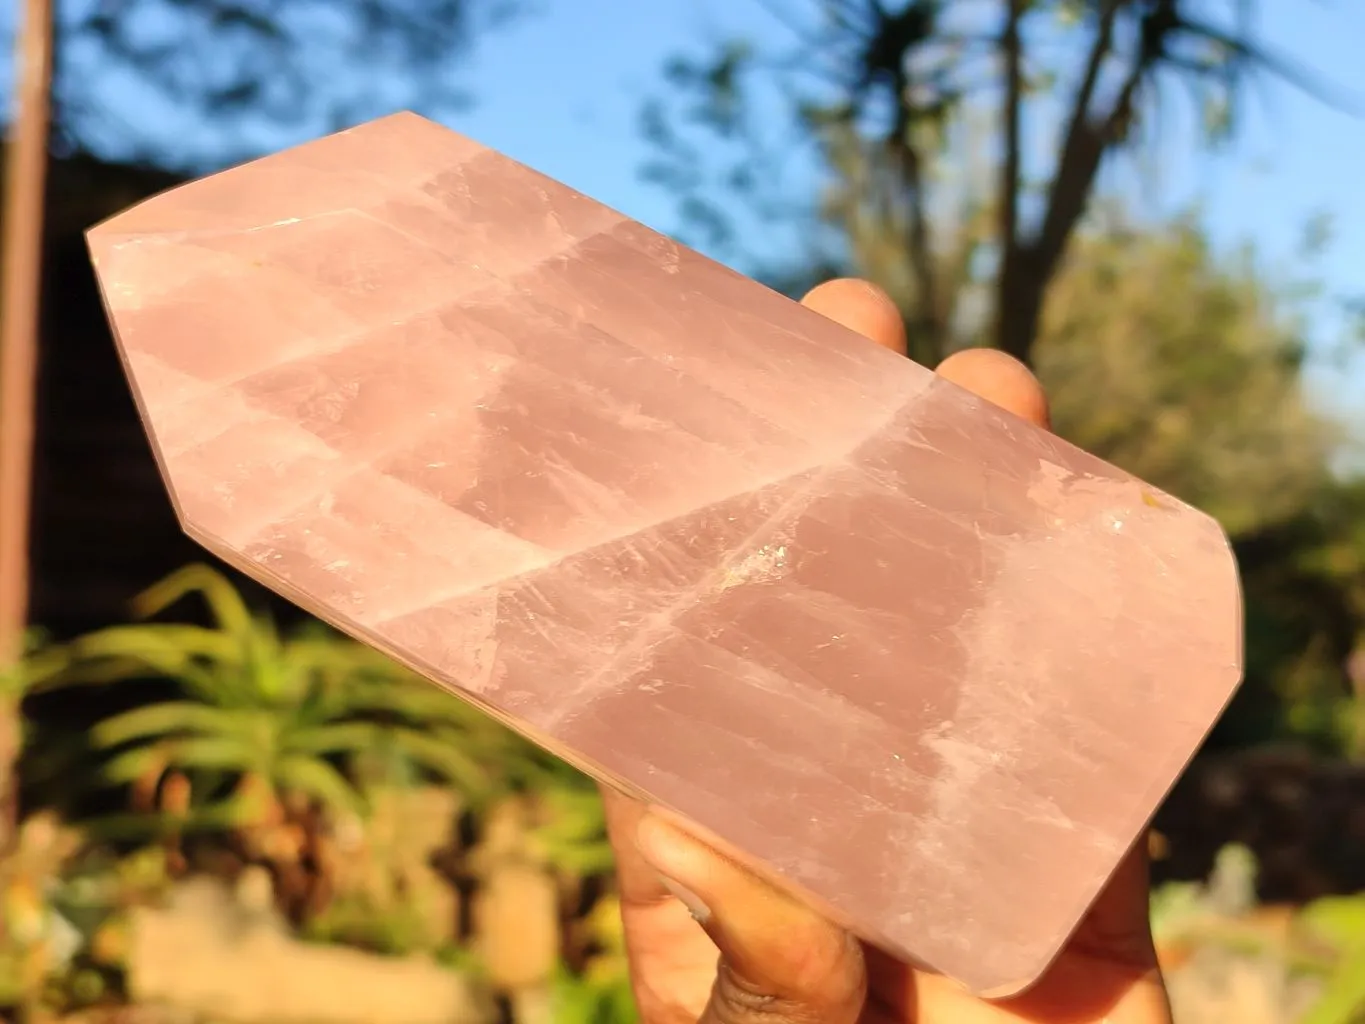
[658,874,712,924]
[635,814,715,923]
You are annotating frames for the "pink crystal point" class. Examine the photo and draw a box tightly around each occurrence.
[87,112,1242,996]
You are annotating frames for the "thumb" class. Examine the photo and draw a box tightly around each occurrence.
[635,813,866,1024]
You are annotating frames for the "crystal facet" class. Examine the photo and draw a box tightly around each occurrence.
[87,112,1243,996]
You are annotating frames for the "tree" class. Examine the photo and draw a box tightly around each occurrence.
[39,0,520,170]
[648,0,1365,750]
[642,0,1354,366]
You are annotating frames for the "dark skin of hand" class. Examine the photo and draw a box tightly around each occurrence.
[599,279,1174,1024]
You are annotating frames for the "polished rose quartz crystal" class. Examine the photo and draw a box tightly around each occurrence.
[88,112,1243,996]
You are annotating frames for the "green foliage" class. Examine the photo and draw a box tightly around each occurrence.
[641,0,1353,361]
[552,963,638,1024]
[1035,222,1335,538]
[40,565,521,833]
[0,629,69,702]
[552,895,637,1024]
[1152,845,1365,1023]
[10,564,632,1024]
[303,894,440,957]
[1299,897,1365,1024]
[528,785,614,878]
[1151,844,1259,943]
[0,814,93,1014]
[1232,479,1365,754]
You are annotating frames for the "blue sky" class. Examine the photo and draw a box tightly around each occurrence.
[6,0,1362,423]
[445,0,1365,426]
[456,1,1365,261]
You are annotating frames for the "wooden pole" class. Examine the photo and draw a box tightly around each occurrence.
[0,0,54,667]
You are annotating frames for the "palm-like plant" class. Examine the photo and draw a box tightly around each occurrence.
[0,631,69,852]
[47,564,517,834]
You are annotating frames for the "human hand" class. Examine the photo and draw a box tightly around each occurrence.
[600,279,1173,1024]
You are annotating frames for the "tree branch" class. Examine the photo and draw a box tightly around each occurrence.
[998,0,1024,254]
[992,0,1025,359]
[887,94,942,356]
[1034,1,1161,280]
[995,0,1141,363]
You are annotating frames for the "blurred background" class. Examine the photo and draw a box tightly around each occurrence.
[0,1,1363,1022]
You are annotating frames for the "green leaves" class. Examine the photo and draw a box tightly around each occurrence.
[1301,896,1365,951]
[379,729,492,795]
[0,631,70,701]
[273,756,367,818]
[1149,850,1365,1024]
[1299,949,1365,1024]
[58,625,228,700]
[1298,896,1365,1024]
[132,564,253,639]
[16,565,628,1016]
[532,787,613,876]
[99,737,256,786]
[40,565,524,833]
[91,702,254,749]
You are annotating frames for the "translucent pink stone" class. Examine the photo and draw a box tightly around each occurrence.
[88,112,1243,996]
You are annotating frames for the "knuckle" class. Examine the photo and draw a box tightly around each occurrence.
[706,951,863,1024]
[707,964,807,1024]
